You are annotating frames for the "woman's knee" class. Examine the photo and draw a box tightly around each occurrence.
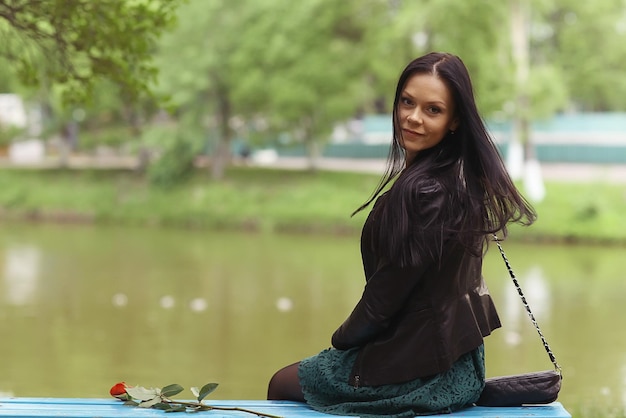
[267,362,304,402]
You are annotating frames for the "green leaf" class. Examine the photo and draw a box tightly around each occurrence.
[165,405,187,412]
[126,386,160,401]
[153,402,175,410]
[190,387,200,398]
[160,383,184,398]
[138,396,163,408]
[197,383,219,401]
[2,0,179,105]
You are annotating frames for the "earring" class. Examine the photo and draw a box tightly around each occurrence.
[450,130,455,135]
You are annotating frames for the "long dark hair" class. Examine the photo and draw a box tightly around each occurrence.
[355,52,536,266]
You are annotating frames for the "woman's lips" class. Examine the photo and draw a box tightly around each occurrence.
[403,128,423,137]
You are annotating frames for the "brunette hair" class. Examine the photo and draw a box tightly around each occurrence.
[355,52,536,266]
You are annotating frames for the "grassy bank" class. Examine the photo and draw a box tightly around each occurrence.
[1,167,625,244]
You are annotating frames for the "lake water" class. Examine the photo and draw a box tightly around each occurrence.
[0,223,624,416]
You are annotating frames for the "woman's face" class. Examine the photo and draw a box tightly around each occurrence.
[397,73,458,164]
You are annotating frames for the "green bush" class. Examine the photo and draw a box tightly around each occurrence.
[147,134,199,188]
[0,124,24,147]
[140,121,207,188]
[77,125,133,151]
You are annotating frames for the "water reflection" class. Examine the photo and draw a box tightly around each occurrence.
[0,224,624,417]
[3,245,40,306]
[111,293,128,307]
[499,264,551,347]
[621,359,626,411]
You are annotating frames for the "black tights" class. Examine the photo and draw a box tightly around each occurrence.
[267,361,305,402]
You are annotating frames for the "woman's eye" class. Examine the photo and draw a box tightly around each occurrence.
[428,106,441,114]
[401,97,412,106]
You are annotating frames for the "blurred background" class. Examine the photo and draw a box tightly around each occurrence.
[1,1,626,417]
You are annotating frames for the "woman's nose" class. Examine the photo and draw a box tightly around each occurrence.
[407,108,422,124]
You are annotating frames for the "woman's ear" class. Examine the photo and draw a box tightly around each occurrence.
[449,118,459,132]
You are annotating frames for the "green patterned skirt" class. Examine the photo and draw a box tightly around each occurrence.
[298,345,485,417]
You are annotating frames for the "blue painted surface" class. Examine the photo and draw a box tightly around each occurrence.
[0,398,571,417]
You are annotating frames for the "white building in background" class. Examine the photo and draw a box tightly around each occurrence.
[0,93,27,128]
[0,93,45,164]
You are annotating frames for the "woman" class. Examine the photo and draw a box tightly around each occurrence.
[267,52,536,417]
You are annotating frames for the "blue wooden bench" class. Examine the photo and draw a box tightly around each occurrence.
[0,398,571,417]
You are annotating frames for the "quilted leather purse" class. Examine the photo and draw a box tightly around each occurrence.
[476,236,563,407]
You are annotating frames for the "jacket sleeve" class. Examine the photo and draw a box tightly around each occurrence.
[331,179,446,350]
[331,260,430,350]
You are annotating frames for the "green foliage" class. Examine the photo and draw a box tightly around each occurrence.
[3,0,626,182]
[154,0,395,175]
[231,0,374,127]
[146,130,199,188]
[0,0,184,105]
[2,167,626,245]
[410,0,515,115]
[527,64,569,119]
[193,383,219,402]
[77,125,133,151]
[0,123,23,147]
[159,383,184,398]
[147,138,196,187]
[508,180,626,244]
[153,0,622,173]
[532,0,626,111]
[0,55,19,93]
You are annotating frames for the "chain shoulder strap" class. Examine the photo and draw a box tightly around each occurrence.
[492,235,562,376]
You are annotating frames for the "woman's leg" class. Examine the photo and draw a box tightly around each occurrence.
[267,362,305,402]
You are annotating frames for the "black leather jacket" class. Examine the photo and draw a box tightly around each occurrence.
[332,181,501,387]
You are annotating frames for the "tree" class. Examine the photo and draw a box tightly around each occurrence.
[537,0,626,111]
[155,0,382,178]
[0,0,182,105]
[404,0,515,115]
[231,0,382,171]
[154,0,255,180]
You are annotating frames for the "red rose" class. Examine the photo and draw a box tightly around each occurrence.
[110,382,131,401]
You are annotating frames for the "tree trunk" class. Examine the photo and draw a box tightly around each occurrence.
[510,0,545,201]
[211,82,232,180]
[510,0,530,155]
[304,136,320,172]
[135,145,151,173]
[300,116,321,172]
[57,137,70,168]
[58,121,77,168]
[211,138,230,180]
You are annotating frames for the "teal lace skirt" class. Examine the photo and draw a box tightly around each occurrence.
[298,345,485,417]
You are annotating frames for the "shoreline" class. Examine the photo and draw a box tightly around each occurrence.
[1,164,625,246]
[2,155,626,183]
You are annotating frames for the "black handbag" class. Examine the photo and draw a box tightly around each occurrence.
[476,236,563,407]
